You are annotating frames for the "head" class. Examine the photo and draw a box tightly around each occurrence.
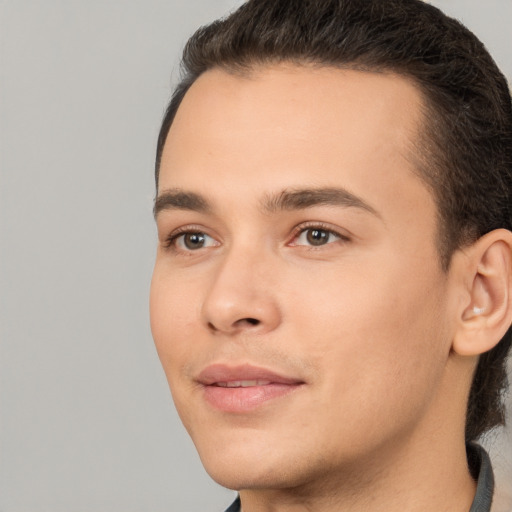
[150,0,512,490]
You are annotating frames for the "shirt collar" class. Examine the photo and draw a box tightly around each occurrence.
[468,442,494,512]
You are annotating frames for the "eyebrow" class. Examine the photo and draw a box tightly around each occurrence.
[262,187,380,216]
[154,189,211,218]
[154,187,380,218]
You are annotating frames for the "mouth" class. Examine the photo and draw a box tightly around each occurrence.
[197,364,305,413]
[216,380,272,387]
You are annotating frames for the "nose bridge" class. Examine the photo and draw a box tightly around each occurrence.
[201,240,280,334]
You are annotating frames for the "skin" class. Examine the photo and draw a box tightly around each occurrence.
[150,65,481,511]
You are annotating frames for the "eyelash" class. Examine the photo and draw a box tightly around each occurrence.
[163,225,210,250]
[289,222,350,248]
[163,222,350,253]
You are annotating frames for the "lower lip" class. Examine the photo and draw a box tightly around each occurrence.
[203,383,301,413]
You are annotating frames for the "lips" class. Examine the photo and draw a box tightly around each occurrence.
[197,364,304,413]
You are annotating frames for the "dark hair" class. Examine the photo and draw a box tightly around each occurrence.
[155,0,512,441]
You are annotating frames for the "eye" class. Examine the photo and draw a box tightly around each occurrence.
[293,227,343,247]
[169,231,218,251]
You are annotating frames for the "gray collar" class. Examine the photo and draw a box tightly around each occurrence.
[468,442,494,512]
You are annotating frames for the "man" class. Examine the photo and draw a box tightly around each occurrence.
[149,0,512,510]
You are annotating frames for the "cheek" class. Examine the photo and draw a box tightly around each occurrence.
[150,267,204,433]
[284,254,449,431]
[149,266,198,378]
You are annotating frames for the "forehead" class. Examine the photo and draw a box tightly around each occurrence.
[159,64,433,226]
[168,64,422,146]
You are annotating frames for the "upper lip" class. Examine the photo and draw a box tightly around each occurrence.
[197,363,304,386]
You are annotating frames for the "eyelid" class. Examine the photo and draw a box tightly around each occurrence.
[162,225,220,251]
[288,221,351,246]
[160,221,351,252]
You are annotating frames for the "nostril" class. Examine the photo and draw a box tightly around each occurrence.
[207,318,260,331]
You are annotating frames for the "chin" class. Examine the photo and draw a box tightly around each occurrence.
[205,469,267,491]
[203,460,300,491]
[196,442,277,489]
[195,435,320,492]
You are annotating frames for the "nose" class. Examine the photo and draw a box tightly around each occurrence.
[201,246,281,336]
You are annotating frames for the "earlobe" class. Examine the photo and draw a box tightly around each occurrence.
[452,229,512,357]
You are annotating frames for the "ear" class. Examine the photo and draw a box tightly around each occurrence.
[452,229,512,357]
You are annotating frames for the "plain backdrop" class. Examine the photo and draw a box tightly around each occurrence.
[0,1,511,511]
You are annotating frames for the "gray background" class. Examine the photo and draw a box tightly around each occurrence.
[0,1,510,511]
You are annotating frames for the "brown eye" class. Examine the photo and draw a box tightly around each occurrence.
[293,227,342,247]
[306,229,330,246]
[183,232,206,249]
[171,231,218,251]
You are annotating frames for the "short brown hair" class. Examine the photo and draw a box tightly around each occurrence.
[155,0,512,441]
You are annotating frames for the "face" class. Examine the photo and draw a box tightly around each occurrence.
[150,65,458,491]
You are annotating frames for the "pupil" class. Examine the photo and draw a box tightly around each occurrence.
[184,233,205,249]
[307,229,328,246]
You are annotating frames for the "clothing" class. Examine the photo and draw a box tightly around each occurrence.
[223,443,494,512]
[468,443,494,512]
[224,496,242,512]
